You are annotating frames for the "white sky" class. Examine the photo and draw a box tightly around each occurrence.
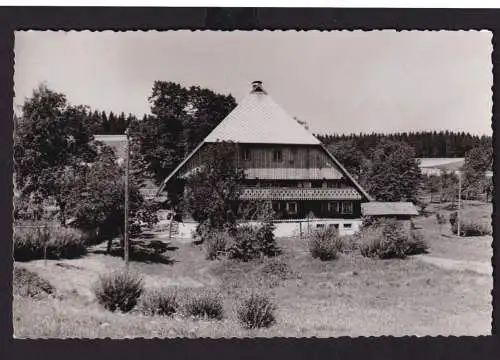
[14,30,492,135]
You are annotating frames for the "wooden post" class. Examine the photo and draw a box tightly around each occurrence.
[124,128,130,268]
[457,170,461,237]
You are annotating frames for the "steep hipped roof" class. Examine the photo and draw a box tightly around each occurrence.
[156,81,372,201]
[204,83,320,145]
[361,202,419,217]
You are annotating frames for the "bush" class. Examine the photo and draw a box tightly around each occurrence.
[359,219,428,259]
[184,291,224,320]
[237,293,276,329]
[228,225,260,262]
[307,226,343,261]
[203,230,232,260]
[255,217,281,257]
[13,225,87,262]
[13,267,54,299]
[451,220,492,236]
[449,211,458,226]
[138,288,179,316]
[406,230,429,255]
[94,270,144,312]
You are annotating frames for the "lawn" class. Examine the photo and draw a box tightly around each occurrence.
[13,201,492,338]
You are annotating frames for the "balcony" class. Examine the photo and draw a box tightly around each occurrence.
[239,187,362,201]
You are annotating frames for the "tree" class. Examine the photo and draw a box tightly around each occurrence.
[326,139,368,181]
[462,144,493,201]
[131,81,236,185]
[14,84,97,225]
[182,142,245,233]
[65,147,153,251]
[366,139,422,203]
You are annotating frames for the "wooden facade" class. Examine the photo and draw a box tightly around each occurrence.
[175,143,367,220]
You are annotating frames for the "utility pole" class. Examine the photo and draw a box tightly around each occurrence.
[124,128,130,268]
[457,170,461,237]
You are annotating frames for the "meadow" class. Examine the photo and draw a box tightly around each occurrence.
[13,201,492,338]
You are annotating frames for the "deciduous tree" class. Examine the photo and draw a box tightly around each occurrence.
[183,142,245,232]
[366,139,422,203]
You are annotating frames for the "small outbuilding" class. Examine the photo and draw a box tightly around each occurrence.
[361,202,419,220]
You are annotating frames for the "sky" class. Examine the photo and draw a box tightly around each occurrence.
[14,30,492,135]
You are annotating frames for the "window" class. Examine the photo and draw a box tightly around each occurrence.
[316,224,325,229]
[343,223,352,229]
[286,202,297,214]
[272,202,281,212]
[341,201,354,214]
[329,224,339,229]
[273,149,283,162]
[328,201,340,213]
[241,148,251,161]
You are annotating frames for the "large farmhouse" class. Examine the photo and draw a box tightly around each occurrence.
[156,81,403,236]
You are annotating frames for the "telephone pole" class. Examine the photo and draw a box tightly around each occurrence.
[124,128,130,268]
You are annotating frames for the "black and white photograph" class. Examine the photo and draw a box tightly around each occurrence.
[12,30,493,338]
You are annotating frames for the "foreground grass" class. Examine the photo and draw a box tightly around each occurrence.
[13,204,492,338]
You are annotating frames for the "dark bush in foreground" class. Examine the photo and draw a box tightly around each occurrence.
[237,293,276,329]
[94,270,144,312]
[184,291,224,320]
[138,288,179,316]
[307,227,343,261]
[13,267,54,299]
[359,219,428,259]
[451,221,492,237]
[14,225,87,262]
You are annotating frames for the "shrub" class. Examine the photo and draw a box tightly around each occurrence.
[184,291,224,320]
[307,226,342,261]
[13,225,87,262]
[237,293,276,329]
[138,288,179,316]
[228,225,260,262]
[204,230,232,260]
[255,216,281,257]
[94,270,144,312]
[436,212,447,225]
[449,211,458,226]
[13,267,54,299]
[359,219,428,259]
[451,220,492,236]
[406,230,429,255]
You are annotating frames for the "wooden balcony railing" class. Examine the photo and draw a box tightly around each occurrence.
[239,187,362,201]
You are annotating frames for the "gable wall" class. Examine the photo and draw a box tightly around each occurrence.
[181,143,343,177]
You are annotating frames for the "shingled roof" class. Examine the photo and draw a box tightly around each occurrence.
[361,202,419,217]
[156,81,373,201]
[204,81,320,145]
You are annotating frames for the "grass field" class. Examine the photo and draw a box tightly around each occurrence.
[13,201,492,338]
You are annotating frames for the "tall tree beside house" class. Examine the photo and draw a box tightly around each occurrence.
[366,139,422,203]
[14,84,97,225]
[326,139,369,183]
[130,81,237,185]
[182,141,245,233]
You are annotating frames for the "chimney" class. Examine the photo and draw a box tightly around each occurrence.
[251,80,265,93]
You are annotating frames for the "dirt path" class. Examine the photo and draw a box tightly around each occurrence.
[414,255,492,276]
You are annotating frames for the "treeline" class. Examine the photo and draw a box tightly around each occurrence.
[85,110,138,135]
[316,131,491,158]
